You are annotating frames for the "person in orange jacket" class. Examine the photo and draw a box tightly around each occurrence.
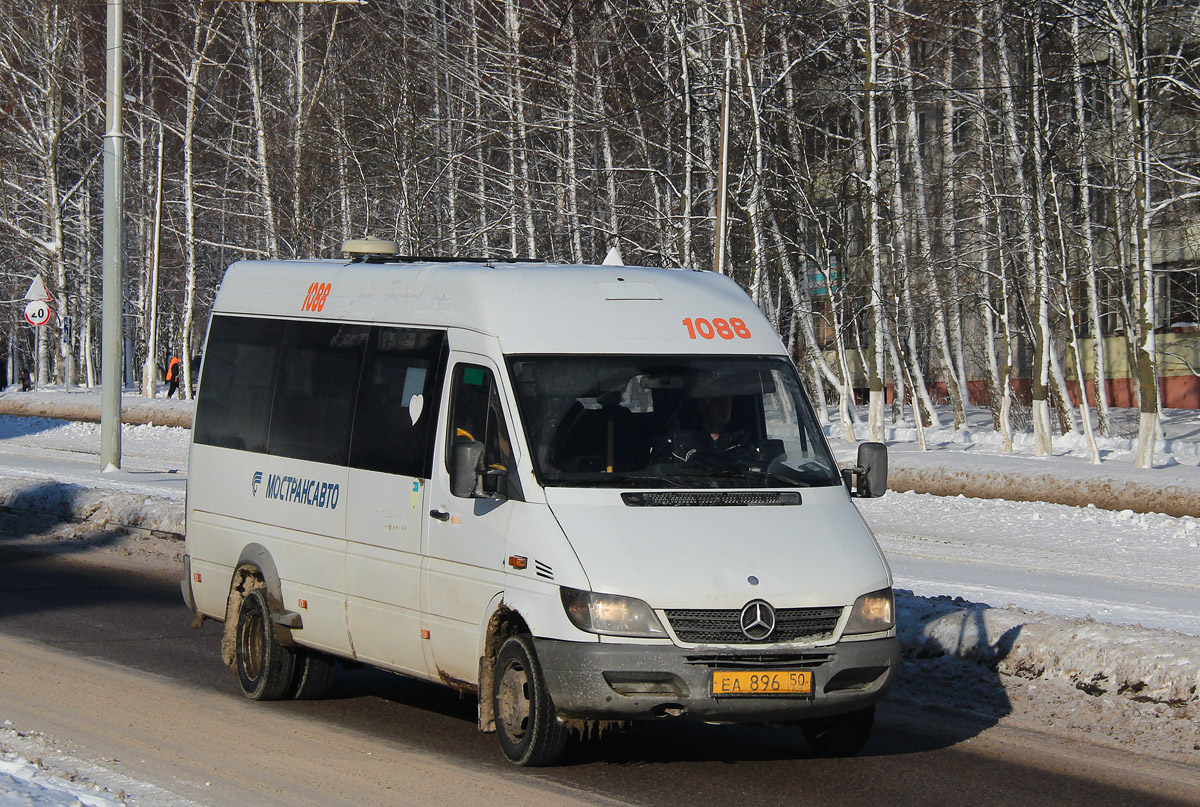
[166,355,181,398]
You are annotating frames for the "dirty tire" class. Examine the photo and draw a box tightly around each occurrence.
[801,705,875,757]
[493,634,567,766]
[236,588,296,701]
[291,649,336,700]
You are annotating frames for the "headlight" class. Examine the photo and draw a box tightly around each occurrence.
[560,588,668,638]
[844,587,895,634]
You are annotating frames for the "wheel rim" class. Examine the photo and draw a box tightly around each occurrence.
[496,659,532,741]
[241,605,264,682]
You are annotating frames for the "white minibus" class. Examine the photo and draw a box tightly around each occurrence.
[182,241,897,766]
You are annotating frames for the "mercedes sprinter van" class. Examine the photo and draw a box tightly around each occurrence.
[182,241,897,766]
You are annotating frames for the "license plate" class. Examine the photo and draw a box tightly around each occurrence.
[711,669,813,696]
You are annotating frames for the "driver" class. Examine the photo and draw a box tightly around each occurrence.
[659,394,751,467]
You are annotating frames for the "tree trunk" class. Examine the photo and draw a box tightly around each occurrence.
[142,123,163,398]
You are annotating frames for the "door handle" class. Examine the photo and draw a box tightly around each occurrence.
[429,509,450,522]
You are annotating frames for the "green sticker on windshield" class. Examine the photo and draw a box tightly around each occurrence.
[462,366,485,386]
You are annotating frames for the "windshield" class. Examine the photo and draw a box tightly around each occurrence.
[508,355,842,489]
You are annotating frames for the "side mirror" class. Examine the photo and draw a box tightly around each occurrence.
[856,442,888,498]
[451,440,484,498]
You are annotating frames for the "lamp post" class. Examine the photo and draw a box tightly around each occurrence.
[99,0,124,471]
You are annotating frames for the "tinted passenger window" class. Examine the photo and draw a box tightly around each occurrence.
[268,322,368,465]
[349,328,447,478]
[194,315,285,452]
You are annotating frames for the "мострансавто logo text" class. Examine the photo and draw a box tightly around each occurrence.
[253,471,340,510]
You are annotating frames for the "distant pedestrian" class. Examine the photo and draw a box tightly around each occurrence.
[166,355,181,398]
[18,367,31,392]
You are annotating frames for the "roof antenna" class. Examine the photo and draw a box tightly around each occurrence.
[342,237,400,261]
[602,245,624,266]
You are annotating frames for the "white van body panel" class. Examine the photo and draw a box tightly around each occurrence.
[423,347,525,685]
[544,486,891,616]
[344,468,430,677]
[189,443,352,655]
[492,503,595,642]
[212,260,784,357]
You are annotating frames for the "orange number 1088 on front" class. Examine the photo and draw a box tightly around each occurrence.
[682,317,751,340]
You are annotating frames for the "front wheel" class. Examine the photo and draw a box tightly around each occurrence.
[492,635,568,766]
[801,705,875,757]
[236,588,296,701]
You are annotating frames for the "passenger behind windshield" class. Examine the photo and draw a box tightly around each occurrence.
[508,355,842,490]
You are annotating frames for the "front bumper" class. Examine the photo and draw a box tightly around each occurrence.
[535,636,899,722]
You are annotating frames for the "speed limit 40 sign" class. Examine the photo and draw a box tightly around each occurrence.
[24,299,51,327]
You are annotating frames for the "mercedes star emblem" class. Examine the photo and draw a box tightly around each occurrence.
[739,599,776,641]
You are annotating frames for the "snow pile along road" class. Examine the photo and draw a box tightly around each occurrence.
[827,405,1200,517]
[0,725,126,807]
[899,592,1200,710]
[0,394,192,429]
[894,593,1200,763]
[888,462,1200,517]
[0,477,183,539]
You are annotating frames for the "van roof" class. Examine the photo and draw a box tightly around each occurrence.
[213,259,787,356]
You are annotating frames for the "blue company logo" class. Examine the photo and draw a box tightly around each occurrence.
[252,469,340,510]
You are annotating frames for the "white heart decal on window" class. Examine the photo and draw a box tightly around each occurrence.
[408,393,425,425]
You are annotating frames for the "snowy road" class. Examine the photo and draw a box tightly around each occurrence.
[1,543,1195,807]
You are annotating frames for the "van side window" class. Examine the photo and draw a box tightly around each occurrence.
[268,321,368,465]
[194,315,285,452]
[349,328,447,479]
[447,364,515,497]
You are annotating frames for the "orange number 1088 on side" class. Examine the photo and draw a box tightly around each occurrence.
[682,317,751,340]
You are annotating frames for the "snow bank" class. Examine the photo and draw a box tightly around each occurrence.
[0,740,124,807]
[888,465,1200,518]
[894,592,1200,761]
[0,477,183,538]
[898,592,1200,711]
[0,390,192,429]
[828,404,1200,517]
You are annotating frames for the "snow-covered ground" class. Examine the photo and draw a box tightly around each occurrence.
[827,404,1200,634]
[0,387,1197,804]
[0,729,127,807]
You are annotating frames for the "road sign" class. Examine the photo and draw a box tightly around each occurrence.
[24,300,51,327]
[24,276,50,302]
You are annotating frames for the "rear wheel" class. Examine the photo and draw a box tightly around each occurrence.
[236,588,296,701]
[492,635,568,766]
[801,705,875,757]
[291,649,336,700]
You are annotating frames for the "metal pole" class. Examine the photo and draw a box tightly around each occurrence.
[100,0,124,470]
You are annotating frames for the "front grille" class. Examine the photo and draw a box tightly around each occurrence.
[685,652,835,668]
[665,606,843,644]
